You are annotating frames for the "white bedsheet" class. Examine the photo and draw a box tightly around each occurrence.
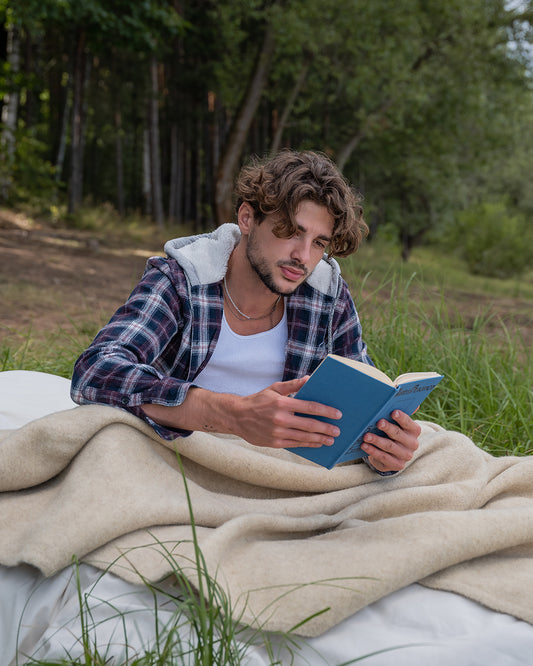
[1,370,533,665]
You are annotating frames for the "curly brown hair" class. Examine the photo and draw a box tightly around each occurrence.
[234,150,368,257]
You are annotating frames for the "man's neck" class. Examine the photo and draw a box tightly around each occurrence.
[224,246,284,334]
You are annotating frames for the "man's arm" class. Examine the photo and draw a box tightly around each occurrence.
[142,376,343,449]
[71,262,195,434]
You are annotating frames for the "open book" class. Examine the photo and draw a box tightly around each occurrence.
[287,354,444,469]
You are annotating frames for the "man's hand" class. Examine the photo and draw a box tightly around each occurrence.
[141,376,342,450]
[232,377,342,449]
[360,410,421,473]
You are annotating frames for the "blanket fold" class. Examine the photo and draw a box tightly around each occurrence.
[2,404,533,636]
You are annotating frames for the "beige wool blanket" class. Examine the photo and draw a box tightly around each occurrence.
[1,404,533,637]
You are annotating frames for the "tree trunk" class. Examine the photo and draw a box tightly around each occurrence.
[168,123,179,223]
[336,97,394,172]
[336,132,365,173]
[184,116,192,222]
[55,72,72,184]
[68,29,87,214]
[176,130,185,223]
[22,28,38,129]
[115,109,125,217]
[149,55,165,228]
[142,126,152,216]
[400,233,414,262]
[270,60,309,155]
[149,56,165,227]
[194,114,202,232]
[1,24,21,197]
[214,24,275,226]
[204,95,215,227]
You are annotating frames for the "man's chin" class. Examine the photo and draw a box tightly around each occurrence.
[272,279,303,296]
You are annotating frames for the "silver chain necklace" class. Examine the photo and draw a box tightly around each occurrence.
[223,276,281,321]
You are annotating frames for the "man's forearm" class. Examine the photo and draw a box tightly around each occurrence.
[141,387,239,435]
[141,378,342,450]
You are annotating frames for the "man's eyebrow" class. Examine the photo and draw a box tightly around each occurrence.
[296,224,331,243]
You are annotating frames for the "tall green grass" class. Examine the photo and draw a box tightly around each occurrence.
[346,269,532,456]
[1,321,99,378]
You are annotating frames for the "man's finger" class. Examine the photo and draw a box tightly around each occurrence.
[270,376,310,396]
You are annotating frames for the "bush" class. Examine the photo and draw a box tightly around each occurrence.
[454,201,533,278]
[2,128,58,206]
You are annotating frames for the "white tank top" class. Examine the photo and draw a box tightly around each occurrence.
[193,306,288,396]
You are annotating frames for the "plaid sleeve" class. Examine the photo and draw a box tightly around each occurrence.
[70,260,194,417]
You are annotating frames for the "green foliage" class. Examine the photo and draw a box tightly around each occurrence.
[452,200,533,278]
[3,0,533,245]
[9,0,185,51]
[0,0,533,244]
[5,128,58,204]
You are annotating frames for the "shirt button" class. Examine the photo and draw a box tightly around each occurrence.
[120,397,129,405]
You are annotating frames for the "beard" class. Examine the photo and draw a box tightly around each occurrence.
[245,227,308,296]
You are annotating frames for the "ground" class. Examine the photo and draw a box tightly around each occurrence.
[1,207,532,356]
[0,208,164,350]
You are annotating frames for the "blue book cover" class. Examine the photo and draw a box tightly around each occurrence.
[287,354,444,469]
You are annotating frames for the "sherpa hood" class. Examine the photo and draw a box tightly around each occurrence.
[163,223,342,298]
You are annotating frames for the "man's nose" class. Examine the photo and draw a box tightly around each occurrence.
[290,237,311,265]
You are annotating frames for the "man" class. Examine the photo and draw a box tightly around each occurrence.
[71,150,420,474]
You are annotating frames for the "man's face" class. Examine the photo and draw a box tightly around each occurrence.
[244,200,334,296]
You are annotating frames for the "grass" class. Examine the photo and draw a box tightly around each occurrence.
[17,551,408,665]
[346,240,533,301]
[1,320,101,378]
[340,265,533,457]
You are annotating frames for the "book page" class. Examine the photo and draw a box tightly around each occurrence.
[328,355,441,388]
[328,355,395,386]
[394,371,443,385]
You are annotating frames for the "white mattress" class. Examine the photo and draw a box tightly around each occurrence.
[1,370,533,665]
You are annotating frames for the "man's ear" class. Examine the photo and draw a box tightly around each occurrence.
[237,202,255,235]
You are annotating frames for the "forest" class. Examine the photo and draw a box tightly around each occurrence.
[1,0,533,270]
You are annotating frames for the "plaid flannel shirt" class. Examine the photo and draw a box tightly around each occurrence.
[71,255,372,441]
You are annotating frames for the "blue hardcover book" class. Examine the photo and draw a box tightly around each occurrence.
[287,354,444,469]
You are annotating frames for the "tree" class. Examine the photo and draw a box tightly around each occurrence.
[214,22,275,225]
[3,0,533,248]
[0,3,21,197]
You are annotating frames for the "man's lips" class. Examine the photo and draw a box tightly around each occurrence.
[280,264,306,281]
